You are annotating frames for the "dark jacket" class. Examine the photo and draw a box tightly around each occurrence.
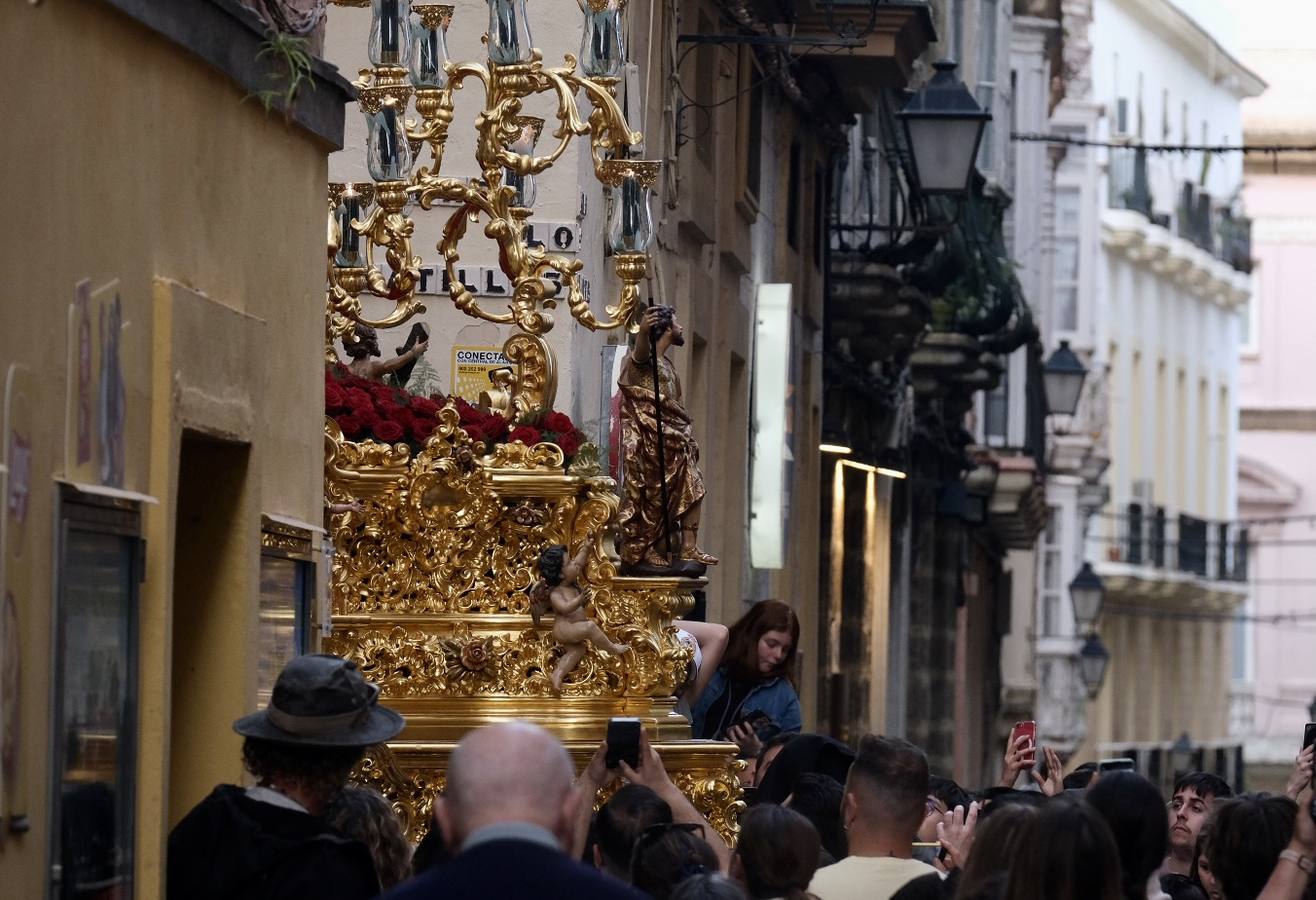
[167,785,379,900]
[690,668,802,739]
[382,837,644,900]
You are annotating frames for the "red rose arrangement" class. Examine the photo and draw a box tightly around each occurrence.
[325,364,589,464]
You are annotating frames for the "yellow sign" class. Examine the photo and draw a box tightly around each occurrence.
[450,345,512,402]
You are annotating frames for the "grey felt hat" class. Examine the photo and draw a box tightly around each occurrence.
[233,654,404,747]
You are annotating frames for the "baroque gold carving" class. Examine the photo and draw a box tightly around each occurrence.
[355,742,742,846]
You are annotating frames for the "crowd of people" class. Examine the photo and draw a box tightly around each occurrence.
[166,606,1316,900]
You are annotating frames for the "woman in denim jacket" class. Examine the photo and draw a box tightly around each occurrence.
[690,600,802,753]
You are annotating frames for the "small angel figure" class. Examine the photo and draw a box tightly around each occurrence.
[531,541,630,693]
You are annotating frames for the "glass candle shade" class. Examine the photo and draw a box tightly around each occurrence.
[504,118,540,208]
[333,190,372,267]
[370,0,413,67]
[410,5,451,88]
[580,1,625,78]
[606,170,654,253]
[488,0,533,65]
[364,94,414,181]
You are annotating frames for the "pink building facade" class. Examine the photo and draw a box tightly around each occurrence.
[1233,3,1316,784]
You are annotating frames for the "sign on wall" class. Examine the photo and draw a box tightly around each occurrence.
[450,346,512,402]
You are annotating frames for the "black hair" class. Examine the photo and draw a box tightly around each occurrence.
[735,805,821,900]
[240,737,365,812]
[928,774,973,814]
[1172,772,1233,802]
[1206,793,1297,900]
[785,773,847,861]
[976,787,1046,820]
[537,544,568,587]
[595,784,674,879]
[649,305,677,339]
[847,735,929,834]
[344,322,380,359]
[411,822,451,874]
[756,732,798,771]
[1063,762,1098,791]
[891,872,953,900]
[1086,771,1170,900]
[630,825,719,900]
[668,874,748,900]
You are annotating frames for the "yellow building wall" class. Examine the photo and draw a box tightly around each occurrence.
[0,2,339,897]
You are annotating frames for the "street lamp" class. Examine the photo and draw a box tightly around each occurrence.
[1069,562,1106,631]
[896,60,992,197]
[1170,732,1194,778]
[1078,632,1110,700]
[1043,341,1088,417]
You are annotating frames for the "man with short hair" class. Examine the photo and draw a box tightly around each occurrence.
[808,735,941,900]
[1163,772,1233,879]
[168,654,403,900]
[384,721,641,899]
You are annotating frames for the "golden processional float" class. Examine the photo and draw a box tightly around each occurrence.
[323,0,743,840]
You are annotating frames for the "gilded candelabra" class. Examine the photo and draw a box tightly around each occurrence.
[323,0,743,842]
[327,0,659,413]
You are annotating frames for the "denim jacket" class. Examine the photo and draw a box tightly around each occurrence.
[690,667,802,739]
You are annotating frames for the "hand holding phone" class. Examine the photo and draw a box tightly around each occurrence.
[605,717,642,771]
[1011,721,1038,769]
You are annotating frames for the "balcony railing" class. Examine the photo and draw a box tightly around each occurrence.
[1106,154,1254,274]
[1108,503,1248,583]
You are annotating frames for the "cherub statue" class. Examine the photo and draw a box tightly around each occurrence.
[530,541,630,693]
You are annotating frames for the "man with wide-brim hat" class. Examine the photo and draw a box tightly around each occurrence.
[168,654,404,900]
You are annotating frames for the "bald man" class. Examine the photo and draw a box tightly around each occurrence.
[382,722,642,899]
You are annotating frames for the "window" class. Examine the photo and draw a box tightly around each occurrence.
[1053,187,1081,332]
[976,0,999,171]
[258,517,316,707]
[787,141,802,250]
[985,368,1009,447]
[1040,505,1065,636]
[1241,270,1260,355]
[50,488,142,899]
[812,163,825,269]
[736,47,764,218]
[694,11,715,166]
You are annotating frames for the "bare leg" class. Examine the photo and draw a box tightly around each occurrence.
[583,622,630,656]
[552,643,587,693]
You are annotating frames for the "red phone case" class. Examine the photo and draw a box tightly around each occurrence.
[1013,721,1038,767]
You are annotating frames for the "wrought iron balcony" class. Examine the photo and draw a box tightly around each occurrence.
[1108,503,1248,583]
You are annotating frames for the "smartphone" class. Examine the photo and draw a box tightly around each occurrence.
[1098,757,1136,773]
[1011,720,1038,768]
[606,717,642,770]
[1303,723,1315,751]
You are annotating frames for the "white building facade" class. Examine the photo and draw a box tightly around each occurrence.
[1069,0,1259,776]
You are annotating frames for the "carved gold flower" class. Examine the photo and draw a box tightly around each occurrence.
[459,639,490,672]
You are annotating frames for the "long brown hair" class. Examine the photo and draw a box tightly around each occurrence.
[723,600,800,684]
[1003,797,1123,900]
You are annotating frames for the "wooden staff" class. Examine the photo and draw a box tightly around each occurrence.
[647,298,674,562]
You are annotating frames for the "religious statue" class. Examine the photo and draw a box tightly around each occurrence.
[342,322,429,384]
[531,542,630,693]
[616,306,718,575]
